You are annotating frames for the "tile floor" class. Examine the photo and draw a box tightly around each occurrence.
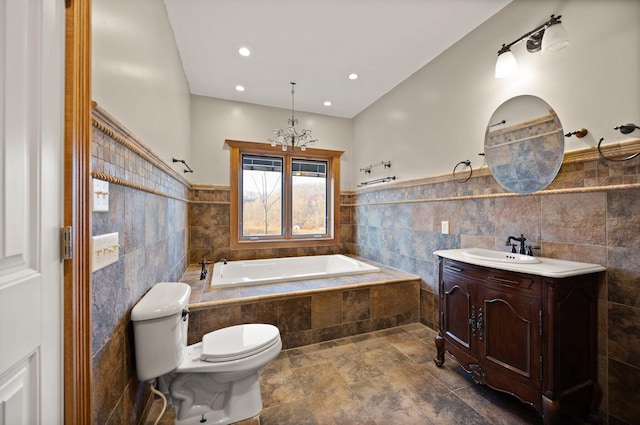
[146,323,544,425]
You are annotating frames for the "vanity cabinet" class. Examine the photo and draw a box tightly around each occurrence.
[434,256,603,425]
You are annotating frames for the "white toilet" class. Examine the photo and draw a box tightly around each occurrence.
[131,282,282,425]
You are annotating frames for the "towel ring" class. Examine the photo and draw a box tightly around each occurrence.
[597,138,640,162]
[453,160,472,183]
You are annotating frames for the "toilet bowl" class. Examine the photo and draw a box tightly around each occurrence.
[131,282,282,425]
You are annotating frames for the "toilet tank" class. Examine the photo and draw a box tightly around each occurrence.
[131,282,191,381]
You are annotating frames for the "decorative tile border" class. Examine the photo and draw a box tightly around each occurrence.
[91,102,190,201]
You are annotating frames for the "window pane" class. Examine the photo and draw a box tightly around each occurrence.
[242,155,283,237]
[291,159,328,236]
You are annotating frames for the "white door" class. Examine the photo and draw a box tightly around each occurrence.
[0,0,64,424]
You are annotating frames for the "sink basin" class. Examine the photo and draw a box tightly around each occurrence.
[462,248,541,264]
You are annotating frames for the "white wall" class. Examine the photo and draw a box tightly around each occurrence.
[190,95,354,189]
[352,0,640,188]
[92,0,191,170]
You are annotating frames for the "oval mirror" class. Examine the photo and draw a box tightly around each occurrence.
[484,95,564,194]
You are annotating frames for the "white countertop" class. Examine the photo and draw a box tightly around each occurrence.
[434,248,606,278]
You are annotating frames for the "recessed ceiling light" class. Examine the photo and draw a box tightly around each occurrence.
[235,85,245,92]
[348,73,359,80]
[238,47,251,57]
[323,101,332,106]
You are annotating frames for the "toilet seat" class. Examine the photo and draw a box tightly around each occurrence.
[201,324,280,362]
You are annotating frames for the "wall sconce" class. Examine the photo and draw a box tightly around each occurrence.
[495,14,569,78]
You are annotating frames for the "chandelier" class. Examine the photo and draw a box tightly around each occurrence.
[269,82,317,151]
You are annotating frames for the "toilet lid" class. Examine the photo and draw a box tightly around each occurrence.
[201,324,280,362]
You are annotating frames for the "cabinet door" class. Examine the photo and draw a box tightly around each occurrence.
[441,267,474,353]
[478,286,542,395]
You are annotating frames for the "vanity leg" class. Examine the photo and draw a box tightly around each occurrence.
[434,332,445,367]
[541,395,561,425]
[586,382,603,424]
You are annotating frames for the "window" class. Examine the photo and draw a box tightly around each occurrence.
[227,140,342,250]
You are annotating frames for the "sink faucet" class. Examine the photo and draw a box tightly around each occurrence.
[505,234,527,255]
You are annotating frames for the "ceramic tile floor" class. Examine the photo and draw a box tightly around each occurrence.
[146,323,544,425]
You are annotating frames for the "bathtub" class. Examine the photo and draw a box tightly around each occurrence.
[211,254,380,288]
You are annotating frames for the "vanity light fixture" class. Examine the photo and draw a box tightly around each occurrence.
[495,14,569,78]
[348,73,359,80]
[238,47,251,57]
[235,85,245,92]
[268,82,317,151]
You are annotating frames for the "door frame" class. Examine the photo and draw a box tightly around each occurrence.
[64,0,92,423]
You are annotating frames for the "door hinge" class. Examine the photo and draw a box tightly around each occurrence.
[539,310,543,336]
[539,355,543,381]
[62,226,73,260]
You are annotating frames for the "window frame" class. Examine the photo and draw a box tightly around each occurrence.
[227,140,343,250]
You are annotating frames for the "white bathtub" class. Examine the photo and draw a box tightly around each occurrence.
[211,254,380,288]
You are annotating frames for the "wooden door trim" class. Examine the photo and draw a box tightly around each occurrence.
[64,0,92,423]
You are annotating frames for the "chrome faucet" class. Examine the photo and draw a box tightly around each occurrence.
[505,234,527,255]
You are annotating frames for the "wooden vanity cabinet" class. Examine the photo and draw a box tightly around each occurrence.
[434,257,602,425]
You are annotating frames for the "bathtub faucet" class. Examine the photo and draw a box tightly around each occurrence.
[219,258,228,265]
[505,234,526,255]
[199,258,213,280]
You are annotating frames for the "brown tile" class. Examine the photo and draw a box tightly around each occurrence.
[281,329,313,349]
[387,336,432,365]
[278,297,311,332]
[371,316,396,331]
[370,285,394,318]
[311,291,342,328]
[260,400,320,425]
[607,246,640,309]
[395,282,419,314]
[493,195,541,241]
[608,302,640,368]
[332,354,384,385]
[350,375,422,423]
[92,326,127,425]
[294,362,351,400]
[312,325,343,343]
[342,319,371,337]
[607,189,640,248]
[541,242,607,265]
[608,358,640,424]
[455,384,542,425]
[199,304,242,334]
[343,288,370,322]
[541,192,606,245]
[417,390,493,425]
[240,301,279,325]
[260,358,305,408]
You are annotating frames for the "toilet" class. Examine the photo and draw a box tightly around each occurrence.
[131,282,282,425]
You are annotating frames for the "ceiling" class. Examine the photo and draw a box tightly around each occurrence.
[163,0,512,119]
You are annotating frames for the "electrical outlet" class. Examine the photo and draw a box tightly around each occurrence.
[92,178,109,212]
[91,232,119,272]
[441,220,450,234]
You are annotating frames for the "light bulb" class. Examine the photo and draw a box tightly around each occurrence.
[495,50,518,78]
